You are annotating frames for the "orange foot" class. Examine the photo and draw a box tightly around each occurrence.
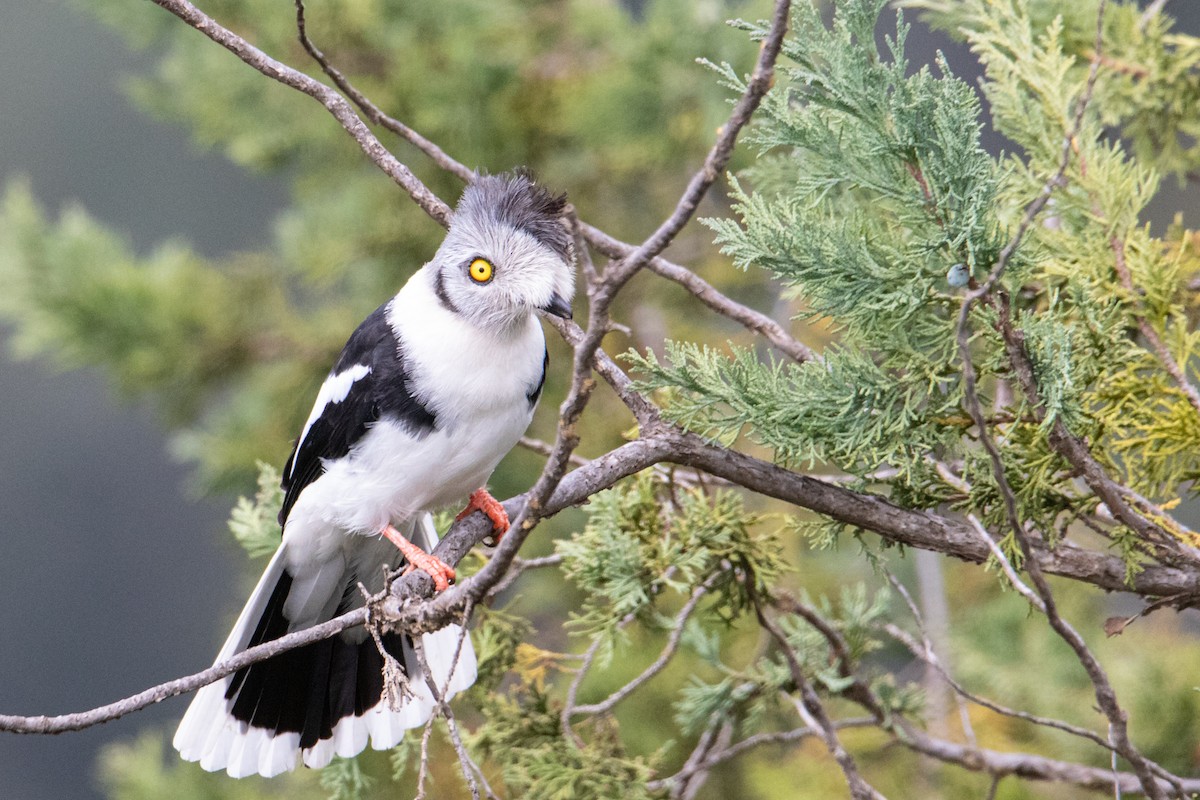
[456,488,510,546]
[381,524,455,592]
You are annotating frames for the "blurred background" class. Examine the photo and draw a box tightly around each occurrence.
[0,1,1197,799]
[0,2,281,799]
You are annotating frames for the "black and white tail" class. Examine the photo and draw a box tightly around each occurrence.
[174,514,476,778]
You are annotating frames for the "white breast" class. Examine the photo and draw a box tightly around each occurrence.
[282,270,544,556]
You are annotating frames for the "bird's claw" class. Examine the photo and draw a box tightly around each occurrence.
[401,553,456,592]
[456,488,510,546]
[381,524,456,592]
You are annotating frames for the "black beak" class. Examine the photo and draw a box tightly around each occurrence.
[540,292,573,320]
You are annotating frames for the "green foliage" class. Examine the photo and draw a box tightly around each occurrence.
[317,758,373,800]
[631,0,1200,567]
[557,471,781,663]
[468,604,536,693]
[227,462,285,558]
[673,585,920,738]
[903,0,1200,181]
[8,0,1199,796]
[628,342,960,473]
[0,180,292,420]
[633,0,1032,514]
[470,687,658,800]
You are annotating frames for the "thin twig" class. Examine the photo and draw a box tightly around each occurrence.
[678,721,733,800]
[1138,0,1169,31]
[413,714,434,800]
[966,515,1046,612]
[885,620,1115,753]
[1109,233,1200,417]
[360,580,413,708]
[754,598,887,800]
[559,635,603,749]
[579,222,818,364]
[647,719,877,792]
[0,605,367,733]
[560,565,679,745]
[411,637,481,800]
[667,721,723,800]
[518,436,590,468]
[883,571,976,747]
[967,512,1178,795]
[571,575,716,716]
[484,554,564,602]
[295,0,474,184]
[151,0,452,225]
[894,725,1199,796]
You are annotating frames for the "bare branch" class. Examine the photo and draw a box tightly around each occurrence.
[966,515,1047,612]
[0,604,366,733]
[484,553,564,602]
[648,719,878,792]
[571,575,715,716]
[884,569,977,747]
[150,0,452,225]
[896,726,1200,796]
[413,713,435,800]
[770,575,1195,797]
[754,596,887,800]
[559,633,604,749]
[518,436,591,468]
[411,635,484,800]
[293,0,475,184]
[601,0,790,295]
[1109,232,1200,417]
[663,427,1200,602]
[579,221,819,364]
[883,621,1116,753]
[1139,0,1169,31]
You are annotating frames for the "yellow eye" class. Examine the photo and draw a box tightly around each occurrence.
[469,258,493,283]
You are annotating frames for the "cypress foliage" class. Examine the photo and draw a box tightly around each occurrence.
[5,0,1198,797]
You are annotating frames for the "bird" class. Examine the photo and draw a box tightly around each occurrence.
[173,171,575,778]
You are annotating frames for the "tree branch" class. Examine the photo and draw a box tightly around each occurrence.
[293,0,475,185]
[896,726,1200,796]
[149,0,453,225]
[754,598,888,800]
[579,221,819,364]
[570,574,715,717]
[0,605,366,734]
[9,10,1192,800]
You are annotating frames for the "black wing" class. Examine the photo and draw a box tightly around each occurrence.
[279,302,437,525]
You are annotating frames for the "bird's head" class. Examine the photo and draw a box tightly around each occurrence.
[428,171,575,333]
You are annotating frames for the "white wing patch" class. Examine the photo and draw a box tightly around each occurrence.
[290,363,372,479]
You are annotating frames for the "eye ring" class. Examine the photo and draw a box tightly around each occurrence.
[468,258,494,284]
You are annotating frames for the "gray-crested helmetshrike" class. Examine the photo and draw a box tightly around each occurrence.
[174,172,575,778]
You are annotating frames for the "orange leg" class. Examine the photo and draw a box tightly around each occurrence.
[456,488,510,545]
[381,524,455,592]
